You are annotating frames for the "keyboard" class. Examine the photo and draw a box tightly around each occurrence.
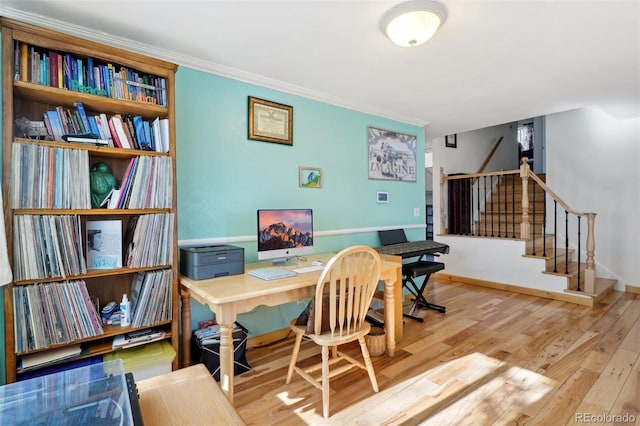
[247,267,297,280]
[292,265,325,274]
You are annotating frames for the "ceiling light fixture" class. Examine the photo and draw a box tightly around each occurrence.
[381,0,447,47]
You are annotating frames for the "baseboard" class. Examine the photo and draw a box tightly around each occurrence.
[434,272,595,306]
[246,327,291,349]
[626,284,640,294]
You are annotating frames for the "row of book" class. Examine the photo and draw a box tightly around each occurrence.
[111,155,174,209]
[13,280,104,353]
[124,213,175,268]
[13,215,87,282]
[43,102,170,152]
[129,269,173,328]
[14,41,168,107]
[13,213,174,281]
[10,142,91,209]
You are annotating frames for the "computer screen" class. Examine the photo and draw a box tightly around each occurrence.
[257,209,313,262]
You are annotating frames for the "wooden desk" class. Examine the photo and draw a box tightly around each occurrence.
[137,363,245,425]
[180,252,402,403]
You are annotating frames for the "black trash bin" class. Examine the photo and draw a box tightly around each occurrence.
[191,322,251,381]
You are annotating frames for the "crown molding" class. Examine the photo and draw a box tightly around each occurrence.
[1,6,428,127]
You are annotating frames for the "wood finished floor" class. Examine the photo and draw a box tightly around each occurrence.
[233,279,640,425]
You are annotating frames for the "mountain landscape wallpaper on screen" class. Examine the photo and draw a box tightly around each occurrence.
[258,221,313,250]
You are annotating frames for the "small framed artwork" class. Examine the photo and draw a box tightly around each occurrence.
[299,166,322,188]
[248,96,293,145]
[377,191,389,203]
[445,134,457,148]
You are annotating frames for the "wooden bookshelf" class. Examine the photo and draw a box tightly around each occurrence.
[1,18,179,382]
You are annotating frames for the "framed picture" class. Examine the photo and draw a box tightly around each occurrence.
[377,191,389,203]
[248,96,293,145]
[368,127,417,182]
[299,166,322,188]
[445,134,457,148]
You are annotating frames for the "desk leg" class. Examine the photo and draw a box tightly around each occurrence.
[392,264,403,343]
[180,287,192,368]
[383,276,397,357]
[215,306,237,404]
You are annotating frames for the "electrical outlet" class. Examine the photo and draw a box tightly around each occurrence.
[414,207,420,217]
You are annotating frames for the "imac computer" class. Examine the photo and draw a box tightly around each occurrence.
[257,208,313,263]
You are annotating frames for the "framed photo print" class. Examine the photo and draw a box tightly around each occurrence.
[299,166,322,188]
[248,96,293,145]
[445,134,457,148]
[368,127,417,182]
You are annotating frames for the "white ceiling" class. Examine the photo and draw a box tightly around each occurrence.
[2,0,639,138]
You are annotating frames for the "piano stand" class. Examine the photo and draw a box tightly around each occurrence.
[402,261,446,322]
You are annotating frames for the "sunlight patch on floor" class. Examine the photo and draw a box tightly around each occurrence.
[286,352,559,425]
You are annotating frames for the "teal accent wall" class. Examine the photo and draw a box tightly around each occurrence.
[175,67,426,336]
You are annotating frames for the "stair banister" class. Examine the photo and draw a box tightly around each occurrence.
[520,158,597,293]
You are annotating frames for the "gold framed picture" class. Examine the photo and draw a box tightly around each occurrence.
[248,96,293,145]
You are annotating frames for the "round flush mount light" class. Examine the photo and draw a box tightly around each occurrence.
[381,0,447,47]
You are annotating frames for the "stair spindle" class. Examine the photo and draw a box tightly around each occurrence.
[483,176,488,236]
[553,201,558,273]
[469,178,475,235]
[497,176,502,237]
[543,190,547,257]
[565,210,569,275]
[476,176,481,236]
[511,173,516,238]
[489,175,495,237]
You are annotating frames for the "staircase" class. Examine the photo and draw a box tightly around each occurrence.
[475,174,545,239]
[443,164,616,307]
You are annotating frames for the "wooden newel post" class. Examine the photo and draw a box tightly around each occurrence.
[584,213,596,293]
[440,167,446,234]
[519,158,531,240]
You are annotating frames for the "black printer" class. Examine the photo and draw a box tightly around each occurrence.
[180,245,244,280]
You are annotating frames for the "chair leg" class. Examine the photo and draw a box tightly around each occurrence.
[321,345,330,418]
[286,332,304,384]
[358,336,379,393]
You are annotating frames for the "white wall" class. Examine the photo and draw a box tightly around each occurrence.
[546,107,640,290]
[431,107,639,292]
[430,122,518,233]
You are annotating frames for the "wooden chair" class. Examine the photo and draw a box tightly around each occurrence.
[285,245,381,418]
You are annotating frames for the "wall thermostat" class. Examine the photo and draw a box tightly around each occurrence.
[377,192,389,203]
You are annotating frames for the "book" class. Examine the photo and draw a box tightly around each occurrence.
[86,220,122,270]
[74,102,91,133]
[159,119,170,152]
[20,344,82,369]
[133,115,151,150]
[107,115,122,148]
[109,114,132,149]
[45,111,64,142]
[107,187,121,209]
[62,134,108,145]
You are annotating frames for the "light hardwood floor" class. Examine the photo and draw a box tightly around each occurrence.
[234,278,640,425]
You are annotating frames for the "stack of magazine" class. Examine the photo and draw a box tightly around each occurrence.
[112,329,165,349]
